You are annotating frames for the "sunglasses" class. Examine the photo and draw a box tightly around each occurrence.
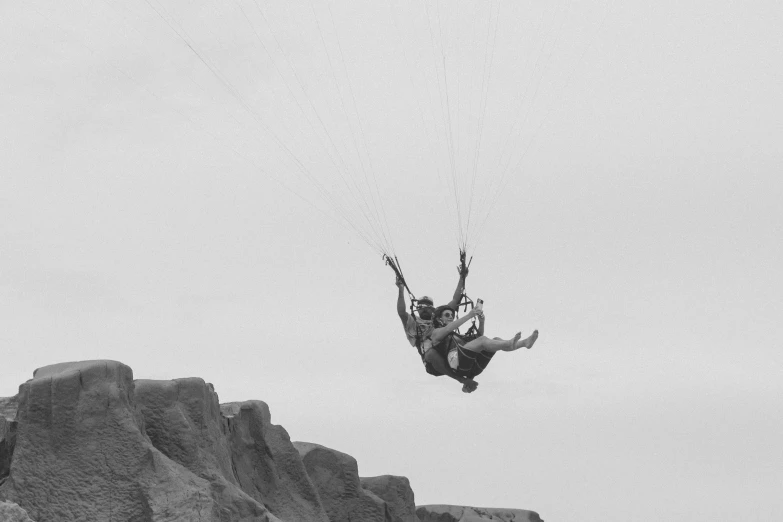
[441,312,454,319]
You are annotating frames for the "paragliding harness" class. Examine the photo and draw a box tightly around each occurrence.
[385,250,480,376]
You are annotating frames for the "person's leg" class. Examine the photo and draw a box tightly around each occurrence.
[424,349,451,375]
[461,334,518,353]
[454,346,494,377]
[424,349,477,389]
[463,330,538,353]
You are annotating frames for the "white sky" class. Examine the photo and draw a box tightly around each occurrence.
[2,1,782,521]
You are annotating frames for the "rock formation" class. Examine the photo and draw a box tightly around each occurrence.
[416,505,543,522]
[361,475,418,522]
[294,442,401,522]
[0,360,542,521]
[0,361,223,521]
[0,395,17,488]
[0,500,35,522]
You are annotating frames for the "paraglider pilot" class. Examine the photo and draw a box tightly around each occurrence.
[395,265,479,392]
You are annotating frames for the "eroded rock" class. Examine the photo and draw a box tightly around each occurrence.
[0,361,225,521]
[135,378,272,521]
[0,395,19,485]
[416,505,544,522]
[295,441,390,522]
[0,360,542,521]
[361,475,417,522]
[221,402,329,521]
[0,500,36,522]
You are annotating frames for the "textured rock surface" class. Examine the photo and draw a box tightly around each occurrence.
[361,475,417,522]
[0,360,542,521]
[416,505,544,522]
[135,378,276,521]
[0,395,18,485]
[135,378,330,521]
[219,402,328,522]
[0,500,36,522]
[295,441,390,522]
[0,395,18,419]
[0,361,220,522]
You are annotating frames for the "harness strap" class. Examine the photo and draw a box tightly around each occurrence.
[457,248,473,276]
[384,254,415,300]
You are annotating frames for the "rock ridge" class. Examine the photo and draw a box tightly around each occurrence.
[0,360,542,521]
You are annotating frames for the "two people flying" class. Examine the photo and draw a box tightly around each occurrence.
[396,267,538,393]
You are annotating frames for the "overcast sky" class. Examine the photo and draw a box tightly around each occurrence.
[2,1,782,521]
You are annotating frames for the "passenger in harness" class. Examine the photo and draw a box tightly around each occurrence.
[429,304,539,393]
[395,265,477,391]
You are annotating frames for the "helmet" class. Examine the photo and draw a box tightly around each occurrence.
[417,296,434,307]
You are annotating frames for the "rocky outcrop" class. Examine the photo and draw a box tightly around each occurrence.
[0,395,18,486]
[416,505,544,522]
[361,475,418,522]
[218,401,328,522]
[294,441,391,522]
[0,360,541,521]
[134,378,328,522]
[0,361,221,522]
[0,500,35,522]
[134,378,266,520]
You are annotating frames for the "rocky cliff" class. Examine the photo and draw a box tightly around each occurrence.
[0,360,542,521]
[416,505,543,522]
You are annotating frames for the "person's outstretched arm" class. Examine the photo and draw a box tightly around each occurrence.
[396,277,409,327]
[430,309,477,344]
[476,310,485,337]
[445,266,468,310]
